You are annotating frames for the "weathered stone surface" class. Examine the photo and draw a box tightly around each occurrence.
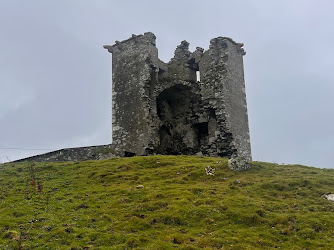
[322,194,334,202]
[104,32,252,170]
[205,166,215,175]
[228,157,251,171]
[14,144,117,162]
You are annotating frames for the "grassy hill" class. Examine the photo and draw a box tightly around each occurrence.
[1,155,334,249]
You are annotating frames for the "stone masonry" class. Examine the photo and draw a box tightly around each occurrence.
[14,145,116,163]
[104,32,251,169]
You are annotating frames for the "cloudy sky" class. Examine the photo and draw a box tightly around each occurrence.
[1,0,333,168]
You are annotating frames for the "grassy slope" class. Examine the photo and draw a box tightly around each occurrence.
[1,155,334,249]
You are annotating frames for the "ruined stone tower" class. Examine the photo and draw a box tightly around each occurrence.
[104,32,251,169]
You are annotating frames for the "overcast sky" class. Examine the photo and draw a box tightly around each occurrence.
[1,0,333,168]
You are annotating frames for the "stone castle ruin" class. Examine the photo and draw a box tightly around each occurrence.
[104,32,251,169]
[16,32,251,170]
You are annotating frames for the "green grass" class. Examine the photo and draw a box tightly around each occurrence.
[1,155,334,249]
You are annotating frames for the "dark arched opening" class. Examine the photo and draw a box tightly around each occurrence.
[156,84,213,155]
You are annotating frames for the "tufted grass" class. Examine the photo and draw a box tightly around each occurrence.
[1,155,334,249]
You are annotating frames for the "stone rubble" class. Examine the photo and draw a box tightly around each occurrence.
[205,166,216,175]
[322,194,334,202]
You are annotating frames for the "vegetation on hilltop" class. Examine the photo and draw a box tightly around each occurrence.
[1,155,334,249]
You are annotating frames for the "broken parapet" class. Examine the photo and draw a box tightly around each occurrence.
[104,32,252,169]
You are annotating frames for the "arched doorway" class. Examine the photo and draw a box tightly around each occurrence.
[156,84,214,154]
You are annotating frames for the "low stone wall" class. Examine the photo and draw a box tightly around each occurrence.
[14,144,117,162]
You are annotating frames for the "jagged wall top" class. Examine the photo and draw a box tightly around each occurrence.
[104,32,246,61]
[103,32,156,53]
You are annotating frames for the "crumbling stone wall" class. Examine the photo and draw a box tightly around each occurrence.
[104,32,252,168]
[14,145,116,163]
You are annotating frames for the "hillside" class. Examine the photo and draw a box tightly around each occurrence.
[1,155,334,249]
